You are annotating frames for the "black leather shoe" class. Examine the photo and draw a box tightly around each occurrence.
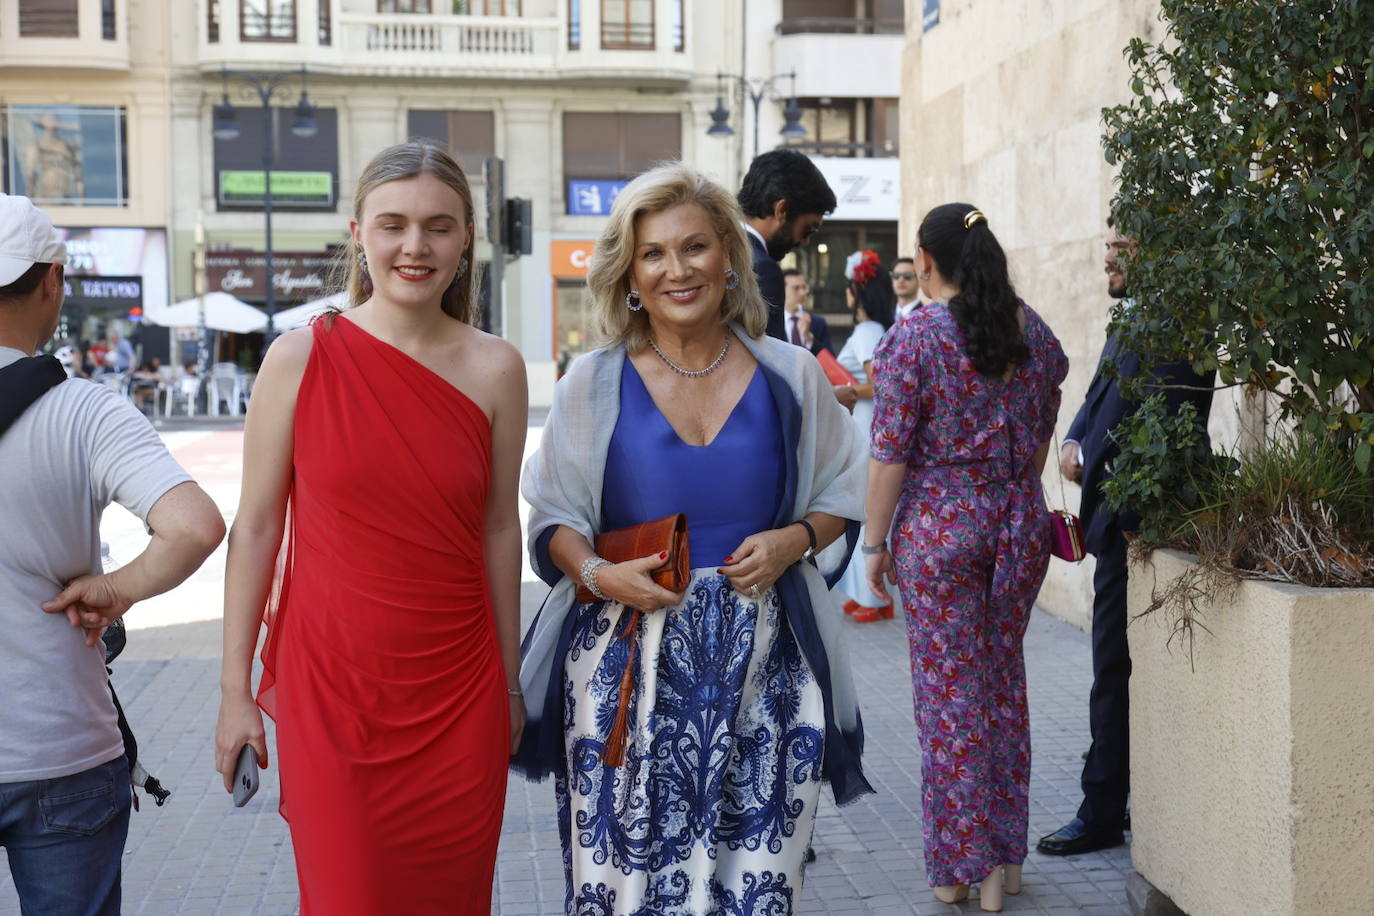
[1035,818,1125,856]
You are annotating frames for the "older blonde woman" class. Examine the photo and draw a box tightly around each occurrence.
[516,163,870,913]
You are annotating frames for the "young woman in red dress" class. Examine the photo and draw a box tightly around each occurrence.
[214,141,527,915]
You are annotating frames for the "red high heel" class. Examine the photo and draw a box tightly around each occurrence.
[842,599,861,616]
[850,601,894,623]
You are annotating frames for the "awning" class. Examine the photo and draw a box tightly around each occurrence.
[145,292,268,334]
[268,291,347,331]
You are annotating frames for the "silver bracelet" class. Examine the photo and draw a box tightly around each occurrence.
[579,556,612,600]
[859,541,888,555]
[506,688,523,697]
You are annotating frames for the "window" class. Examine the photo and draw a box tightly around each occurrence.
[467,0,521,12]
[601,0,652,49]
[873,98,899,156]
[319,0,331,44]
[568,0,580,48]
[241,0,297,42]
[563,112,680,214]
[787,98,873,157]
[378,0,431,11]
[208,0,220,42]
[671,0,683,51]
[101,0,115,39]
[406,110,496,180]
[2,105,128,207]
[19,0,80,37]
[213,107,339,212]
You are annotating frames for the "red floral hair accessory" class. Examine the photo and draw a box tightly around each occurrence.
[845,249,881,287]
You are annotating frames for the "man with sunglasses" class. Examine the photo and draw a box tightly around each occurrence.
[891,256,924,322]
[737,150,836,341]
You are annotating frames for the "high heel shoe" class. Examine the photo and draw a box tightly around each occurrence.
[932,884,968,904]
[979,865,1004,912]
[842,599,861,615]
[1003,863,1022,895]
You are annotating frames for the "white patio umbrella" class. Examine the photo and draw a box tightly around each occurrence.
[269,291,347,331]
[145,292,268,335]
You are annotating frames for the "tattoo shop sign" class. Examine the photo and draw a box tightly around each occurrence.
[205,250,336,303]
[808,156,901,222]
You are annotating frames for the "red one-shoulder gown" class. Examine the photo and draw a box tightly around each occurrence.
[257,316,508,915]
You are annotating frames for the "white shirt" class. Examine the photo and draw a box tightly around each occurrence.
[741,221,768,252]
[896,299,923,322]
[0,347,190,781]
[784,309,811,347]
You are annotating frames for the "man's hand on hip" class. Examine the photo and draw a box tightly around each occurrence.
[44,573,134,646]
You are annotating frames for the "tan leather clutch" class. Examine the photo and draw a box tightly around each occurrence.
[575,513,690,604]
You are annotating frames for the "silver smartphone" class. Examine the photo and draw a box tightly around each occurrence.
[232,744,260,808]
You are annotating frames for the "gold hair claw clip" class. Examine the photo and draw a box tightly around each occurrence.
[963,209,987,230]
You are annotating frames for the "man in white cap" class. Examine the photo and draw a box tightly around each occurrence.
[0,194,225,915]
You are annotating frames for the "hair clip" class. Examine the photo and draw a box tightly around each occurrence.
[845,249,881,286]
[963,209,987,230]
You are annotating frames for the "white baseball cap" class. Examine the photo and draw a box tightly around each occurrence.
[0,194,68,287]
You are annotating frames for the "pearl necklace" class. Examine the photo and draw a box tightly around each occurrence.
[648,336,731,378]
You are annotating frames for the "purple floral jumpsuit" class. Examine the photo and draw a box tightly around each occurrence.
[869,303,1068,887]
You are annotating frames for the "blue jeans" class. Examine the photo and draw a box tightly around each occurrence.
[0,755,131,916]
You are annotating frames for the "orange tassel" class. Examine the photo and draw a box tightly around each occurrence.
[600,609,641,767]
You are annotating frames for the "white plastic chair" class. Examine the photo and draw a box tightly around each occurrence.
[164,376,202,418]
[207,366,243,417]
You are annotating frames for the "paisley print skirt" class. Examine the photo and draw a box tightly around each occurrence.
[557,569,824,916]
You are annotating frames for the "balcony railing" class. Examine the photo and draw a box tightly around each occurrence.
[776,17,902,35]
[785,140,898,159]
[338,12,558,67]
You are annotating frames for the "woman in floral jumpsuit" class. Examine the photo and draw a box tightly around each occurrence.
[864,203,1068,911]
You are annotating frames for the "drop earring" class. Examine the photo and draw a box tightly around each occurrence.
[450,256,469,286]
[625,290,643,311]
[357,249,374,295]
[724,268,740,290]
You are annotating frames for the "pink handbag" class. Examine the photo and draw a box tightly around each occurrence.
[1049,432,1086,563]
[1050,509,1085,562]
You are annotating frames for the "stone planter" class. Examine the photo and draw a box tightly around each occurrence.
[1127,549,1374,916]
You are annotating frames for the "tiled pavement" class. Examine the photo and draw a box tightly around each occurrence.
[1,426,1132,915]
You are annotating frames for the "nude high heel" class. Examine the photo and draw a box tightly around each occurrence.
[979,865,1004,912]
[1003,863,1022,895]
[933,884,969,904]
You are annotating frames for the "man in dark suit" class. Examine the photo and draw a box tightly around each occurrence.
[1037,221,1216,856]
[781,269,833,355]
[736,150,836,340]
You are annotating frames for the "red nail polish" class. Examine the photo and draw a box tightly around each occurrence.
[724,555,734,564]
[659,551,668,560]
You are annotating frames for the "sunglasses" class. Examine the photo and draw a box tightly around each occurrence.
[892,272,916,280]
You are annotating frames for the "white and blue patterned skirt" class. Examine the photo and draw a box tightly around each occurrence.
[557,569,824,915]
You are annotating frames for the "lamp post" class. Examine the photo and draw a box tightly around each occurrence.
[706,70,807,159]
[210,66,318,343]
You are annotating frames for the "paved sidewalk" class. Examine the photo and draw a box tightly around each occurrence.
[1,426,1132,915]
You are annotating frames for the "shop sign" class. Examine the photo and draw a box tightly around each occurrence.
[567,180,629,216]
[550,240,597,278]
[205,250,336,302]
[62,275,143,310]
[217,170,335,208]
[56,227,168,315]
[808,156,901,222]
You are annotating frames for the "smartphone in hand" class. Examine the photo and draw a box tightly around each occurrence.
[232,744,260,808]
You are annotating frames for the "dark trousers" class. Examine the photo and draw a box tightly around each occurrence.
[1076,528,1131,829]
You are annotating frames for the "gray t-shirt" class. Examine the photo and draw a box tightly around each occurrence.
[0,346,191,782]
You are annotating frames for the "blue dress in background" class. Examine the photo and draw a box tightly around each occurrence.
[556,357,825,915]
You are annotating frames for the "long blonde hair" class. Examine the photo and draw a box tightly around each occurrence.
[331,140,477,324]
[587,162,766,350]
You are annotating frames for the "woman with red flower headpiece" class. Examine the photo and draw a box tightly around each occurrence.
[834,250,899,622]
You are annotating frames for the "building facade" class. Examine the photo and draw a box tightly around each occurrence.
[1,0,174,362]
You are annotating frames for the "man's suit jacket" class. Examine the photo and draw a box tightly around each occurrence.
[785,310,833,355]
[748,232,787,341]
[1066,330,1215,555]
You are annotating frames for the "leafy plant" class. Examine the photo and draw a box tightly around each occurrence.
[1101,0,1374,468]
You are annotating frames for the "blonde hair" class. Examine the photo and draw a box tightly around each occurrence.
[587,162,766,350]
[330,140,477,324]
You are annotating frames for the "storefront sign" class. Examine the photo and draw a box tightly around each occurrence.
[550,240,597,278]
[567,180,629,216]
[205,250,336,302]
[56,227,168,315]
[218,170,335,207]
[808,156,902,222]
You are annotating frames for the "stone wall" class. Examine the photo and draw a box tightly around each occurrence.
[899,0,1254,628]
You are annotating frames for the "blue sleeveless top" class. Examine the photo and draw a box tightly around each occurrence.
[602,357,783,569]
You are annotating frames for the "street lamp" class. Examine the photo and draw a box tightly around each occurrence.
[706,71,807,159]
[210,65,318,342]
